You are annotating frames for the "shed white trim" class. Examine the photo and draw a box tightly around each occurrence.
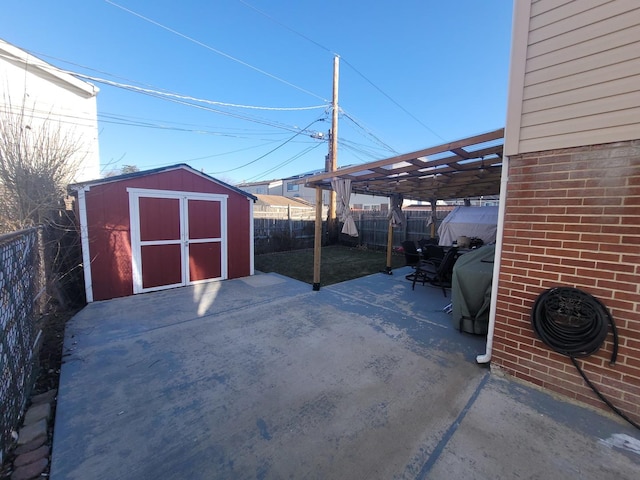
[76,187,94,303]
[249,196,255,275]
[127,187,229,295]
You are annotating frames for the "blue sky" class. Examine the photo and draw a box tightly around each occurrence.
[1,0,514,184]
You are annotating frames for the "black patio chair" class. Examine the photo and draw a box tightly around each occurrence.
[401,240,421,268]
[417,237,438,250]
[422,244,445,263]
[411,246,460,296]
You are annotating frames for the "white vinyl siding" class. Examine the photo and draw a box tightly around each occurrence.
[505,0,640,155]
[0,40,100,181]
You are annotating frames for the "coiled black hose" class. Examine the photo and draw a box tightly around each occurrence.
[531,287,617,360]
[531,287,639,430]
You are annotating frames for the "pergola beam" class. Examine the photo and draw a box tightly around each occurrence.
[295,128,504,192]
[304,128,504,290]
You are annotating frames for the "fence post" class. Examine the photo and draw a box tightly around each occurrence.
[385,219,393,274]
[35,227,47,314]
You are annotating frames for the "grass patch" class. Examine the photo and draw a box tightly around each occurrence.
[254,245,406,285]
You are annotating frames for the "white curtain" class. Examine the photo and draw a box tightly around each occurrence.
[388,193,405,227]
[331,178,358,237]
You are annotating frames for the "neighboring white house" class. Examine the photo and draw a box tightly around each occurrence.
[238,172,390,211]
[0,38,100,181]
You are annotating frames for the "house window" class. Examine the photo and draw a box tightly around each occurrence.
[287,183,299,192]
[256,187,266,194]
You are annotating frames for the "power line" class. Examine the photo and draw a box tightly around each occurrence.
[4,48,328,134]
[72,64,330,134]
[73,71,327,112]
[97,115,291,139]
[105,0,329,102]
[238,0,334,55]
[0,105,95,128]
[237,0,445,141]
[340,58,446,141]
[114,140,285,172]
[0,51,323,135]
[241,142,323,182]
[2,49,331,176]
[5,15,410,178]
[340,110,398,154]
[1,48,327,112]
[209,116,324,174]
[108,83,324,135]
[0,101,315,143]
[339,138,393,160]
[98,112,301,138]
[181,141,284,163]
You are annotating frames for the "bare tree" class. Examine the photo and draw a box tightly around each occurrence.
[0,99,83,232]
[0,98,86,306]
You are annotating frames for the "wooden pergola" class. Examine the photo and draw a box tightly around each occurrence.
[294,128,505,289]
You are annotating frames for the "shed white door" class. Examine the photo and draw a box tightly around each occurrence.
[128,188,228,294]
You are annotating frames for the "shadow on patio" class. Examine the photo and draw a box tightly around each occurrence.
[51,268,639,479]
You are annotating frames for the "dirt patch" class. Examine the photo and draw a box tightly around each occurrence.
[33,310,76,395]
[0,308,77,479]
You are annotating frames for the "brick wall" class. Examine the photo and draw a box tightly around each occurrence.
[492,140,640,423]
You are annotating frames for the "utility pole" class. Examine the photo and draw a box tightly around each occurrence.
[327,55,339,241]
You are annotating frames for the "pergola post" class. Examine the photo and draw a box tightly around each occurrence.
[430,199,438,238]
[312,187,323,290]
[385,218,394,274]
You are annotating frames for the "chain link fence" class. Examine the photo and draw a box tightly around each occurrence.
[0,227,45,463]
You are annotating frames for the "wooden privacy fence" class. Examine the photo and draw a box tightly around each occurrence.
[254,207,451,254]
[254,205,321,254]
[348,210,451,250]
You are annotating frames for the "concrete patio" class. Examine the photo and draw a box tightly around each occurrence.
[51,268,640,479]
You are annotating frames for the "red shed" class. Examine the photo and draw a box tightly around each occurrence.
[70,164,256,303]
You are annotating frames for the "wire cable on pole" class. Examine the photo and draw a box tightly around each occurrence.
[105,0,329,102]
[237,0,445,141]
[209,116,324,174]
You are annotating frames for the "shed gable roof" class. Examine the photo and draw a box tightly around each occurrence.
[69,163,257,201]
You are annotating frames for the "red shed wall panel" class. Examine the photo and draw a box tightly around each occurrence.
[492,140,640,423]
[226,194,252,279]
[84,168,252,301]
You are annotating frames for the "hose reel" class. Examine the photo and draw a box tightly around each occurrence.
[531,287,616,361]
[531,287,638,430]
